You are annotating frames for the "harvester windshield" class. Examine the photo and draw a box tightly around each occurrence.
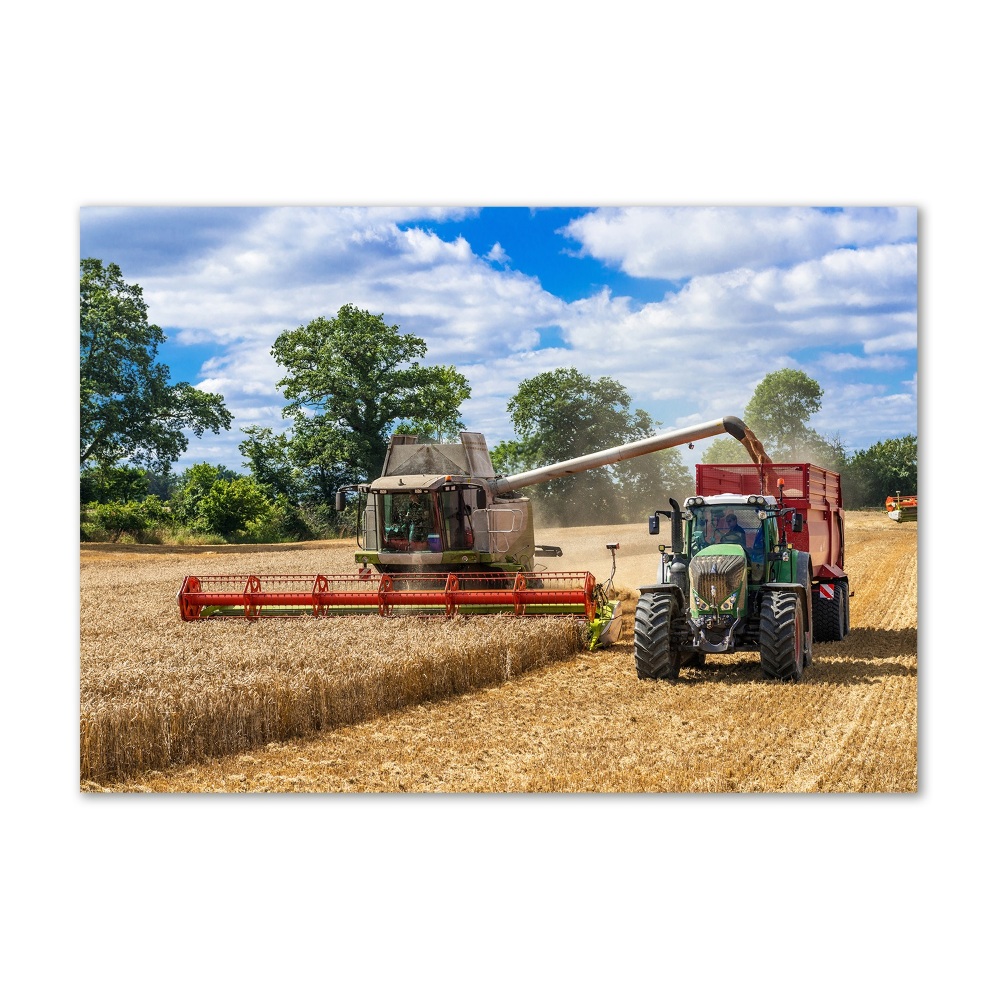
[381,492,434,549]
[378,487,477,553]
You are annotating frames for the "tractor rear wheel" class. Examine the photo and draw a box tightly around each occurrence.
[634,592,680,681]
[760,589,804,682]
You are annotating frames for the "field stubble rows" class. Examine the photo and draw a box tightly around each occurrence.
[81,511,917,792]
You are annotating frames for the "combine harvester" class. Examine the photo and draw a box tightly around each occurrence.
[178,416,769,645]
[886,492,917,522]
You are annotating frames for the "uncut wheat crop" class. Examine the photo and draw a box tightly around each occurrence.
[80,542,581,783]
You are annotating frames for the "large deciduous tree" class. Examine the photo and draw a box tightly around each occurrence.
[742,368,824,459]
[494,367,693,525]
[703,367,838,465]
[270,304,471,483]
[80,259,232,473]
[238,425,302,503]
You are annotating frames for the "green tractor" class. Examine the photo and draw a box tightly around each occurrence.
[634,484,815,683]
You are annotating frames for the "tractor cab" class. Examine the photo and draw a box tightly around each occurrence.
[688,495,772,563]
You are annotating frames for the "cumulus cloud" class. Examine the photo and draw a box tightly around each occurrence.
[562,206,917,280]
[485,242,510,264]
[560,244,916,356]
[816,353,908,373]
[138,208,566,363]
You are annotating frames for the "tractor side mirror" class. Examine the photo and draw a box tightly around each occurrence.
[791,512,803,532]
[335,492,346,512]
[648,515,660,535]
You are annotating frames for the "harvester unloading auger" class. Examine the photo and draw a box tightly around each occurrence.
[178,416,770,640]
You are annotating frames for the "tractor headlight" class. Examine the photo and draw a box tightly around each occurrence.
[719,590,739,612]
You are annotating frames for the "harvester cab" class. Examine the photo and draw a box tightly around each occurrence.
[336,432,540,577]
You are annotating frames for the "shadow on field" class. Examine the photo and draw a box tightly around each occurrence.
[807,626,918,685]
[622,625,918,687]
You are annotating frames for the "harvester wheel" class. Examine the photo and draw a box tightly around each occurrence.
[760,589,804,682]
[634,592,680,681]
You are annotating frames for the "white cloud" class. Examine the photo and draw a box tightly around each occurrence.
[562,206,917,279]
[142,208,566,365]
[862,330,919,353]
[816,353,907,373]
[485,242,510,264]
[560,245,916,358]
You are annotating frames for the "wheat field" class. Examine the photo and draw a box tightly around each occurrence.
[81,510,916,792]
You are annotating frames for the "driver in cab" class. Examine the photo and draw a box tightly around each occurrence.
[718,512,746,547]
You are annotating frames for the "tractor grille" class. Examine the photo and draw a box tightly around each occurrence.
[690,553,746,609]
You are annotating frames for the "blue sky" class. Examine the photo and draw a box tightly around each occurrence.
[80,205,917,475]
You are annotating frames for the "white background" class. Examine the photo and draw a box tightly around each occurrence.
[3,2,986,995]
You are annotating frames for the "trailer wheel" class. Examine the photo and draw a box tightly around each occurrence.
[838,579,850,637]
[634,592,680,681]
[812,582,849,643]
[760,590,804,682]
[813,580,848,642]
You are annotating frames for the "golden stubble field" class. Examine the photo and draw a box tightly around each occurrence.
[81,511,917,792]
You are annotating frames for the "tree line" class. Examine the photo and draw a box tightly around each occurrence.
[80,260,916,543]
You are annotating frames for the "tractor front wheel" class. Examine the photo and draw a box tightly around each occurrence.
[760,589,804,682]
[634,592,680,681]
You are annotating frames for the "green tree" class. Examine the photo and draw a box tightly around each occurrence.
[80,259,233,473]
[843,434,917,507]
[702,435,751,464]
[619,448,695,515]
[239,425,302,502]
[743,368,824,460]
[703,425,848,470]
[90,501,151,542]
[171,463,239,524]
[80,464,148,504]
[271,305,471,483]
[703,368,846,469]
[286,412,357,507]
[490,438,542,477]
[198,478,274,538]
[496,367,689,525]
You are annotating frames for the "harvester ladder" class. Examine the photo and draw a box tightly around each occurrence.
[486,507,524,553]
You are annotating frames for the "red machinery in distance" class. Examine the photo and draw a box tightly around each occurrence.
[885,493,917,522]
